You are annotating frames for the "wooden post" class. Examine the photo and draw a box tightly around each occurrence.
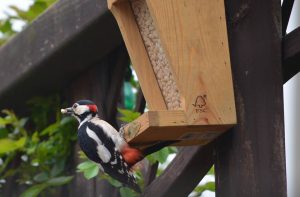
[215,0,287,196]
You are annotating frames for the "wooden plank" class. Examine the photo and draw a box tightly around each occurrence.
[0,0,122,112]
[123,110,232,148]
[109,0,167,110]
[283,27,300,82]
[282,0,294,36]
[146,0,236,125]
[142,143,214,197]
[215,0,287,196]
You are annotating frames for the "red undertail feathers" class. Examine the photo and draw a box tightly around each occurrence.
[121,146,143,167]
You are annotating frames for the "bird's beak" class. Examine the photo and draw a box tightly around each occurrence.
[61,107,73,115]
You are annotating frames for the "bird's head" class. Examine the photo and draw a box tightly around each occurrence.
[61,100,98,123]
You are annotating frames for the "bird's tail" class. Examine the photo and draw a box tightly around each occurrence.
[126,172,141,193]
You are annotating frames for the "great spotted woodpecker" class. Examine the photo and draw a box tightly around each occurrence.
[61,100,142,192]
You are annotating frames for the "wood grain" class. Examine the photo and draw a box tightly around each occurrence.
[146,0,236,125]
[123,110,233,148]
[142,143,215,197]
[109,1,167,110]
[215,0,287,196]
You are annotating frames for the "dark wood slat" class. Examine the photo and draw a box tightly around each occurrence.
[283,27,300,82]
[0,0,122,112]
[215,0,286,196]
[282,0,294,36]
[141,160,159,187]
[142,143,214,197]
[104,45,129,126]
[64,46,127,197]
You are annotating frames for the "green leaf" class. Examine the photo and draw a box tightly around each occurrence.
[77,161,99,179]
[207,166,215,175]
[194,181,215,195]
[0,20,14,34]
[20,183,47,197]
[60,116,75,125]
[77,161,96,171]
[78,151,87,159]
[50,160,65,177]
[40,122,60,136]
[146,147,174,164]
[34,172,49,182]
[83,165,99,179]
[118,109,140,123]
[0,137,26,154]
[46,176,73,186]
[31,131,39,143]
[0,128,9,138]
[120,187,137,197]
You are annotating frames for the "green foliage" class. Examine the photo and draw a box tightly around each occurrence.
[77,160,99,179]
[21,176,73,197]
[0,0,57,46]
[0,96,77,196]
[117,109,140,122]
[190,166,215,196]
[123,65,140,110]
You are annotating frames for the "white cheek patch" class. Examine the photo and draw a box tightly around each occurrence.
[86,127,111,163]
[74,105,89,115]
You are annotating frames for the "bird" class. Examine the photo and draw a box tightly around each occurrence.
[61,100,142,192]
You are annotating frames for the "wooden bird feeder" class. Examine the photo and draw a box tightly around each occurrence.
[108,0,236,149]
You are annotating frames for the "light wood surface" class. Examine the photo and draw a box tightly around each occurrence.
[109,0,167,110]
[146,0,236,125]
[123,110,233,148]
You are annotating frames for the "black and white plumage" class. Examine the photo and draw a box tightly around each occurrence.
[61,100,141,192]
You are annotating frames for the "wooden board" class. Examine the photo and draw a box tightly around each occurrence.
[123,110,233,148]
[146,0,236,125]
[109,0,167,110]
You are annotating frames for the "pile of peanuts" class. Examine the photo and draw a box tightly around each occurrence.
[130,0,182,110]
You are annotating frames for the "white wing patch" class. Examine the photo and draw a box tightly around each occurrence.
[97,145,111,163]
[86,127,111,163]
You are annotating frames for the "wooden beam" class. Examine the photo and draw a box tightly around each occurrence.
[282,0,294,36]
[0,0,122,112]
[283,27,300,82]
[215,0,286,196]
[142,143,214,197]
